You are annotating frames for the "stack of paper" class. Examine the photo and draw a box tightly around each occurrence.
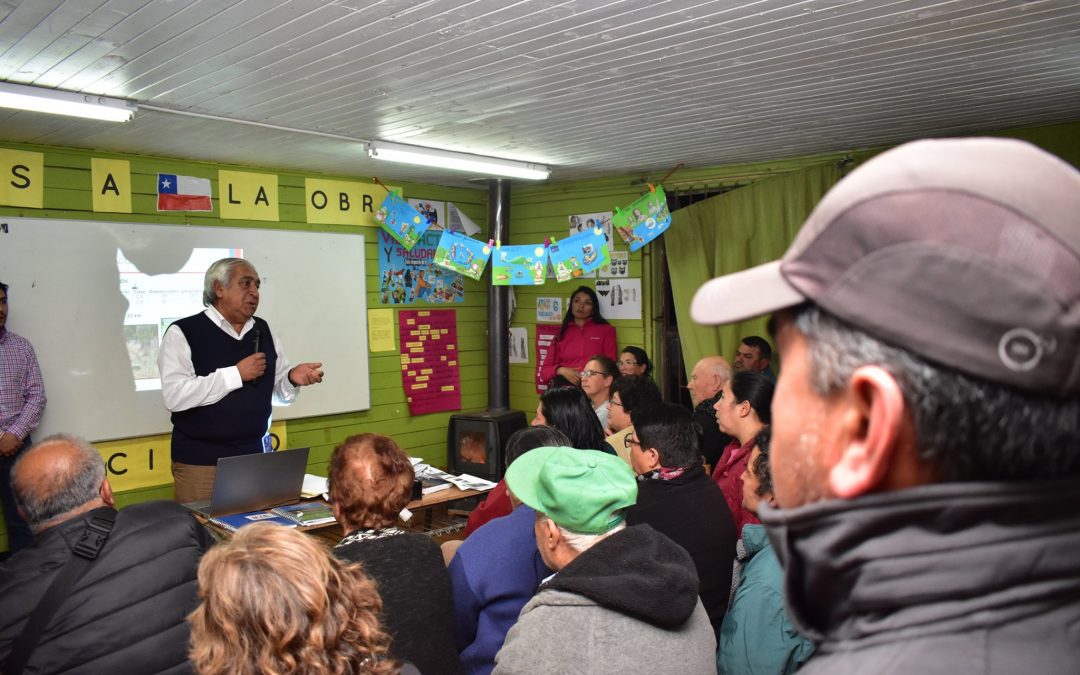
[301,474,329,499]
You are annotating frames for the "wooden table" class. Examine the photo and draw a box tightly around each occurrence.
[196,485,487,547]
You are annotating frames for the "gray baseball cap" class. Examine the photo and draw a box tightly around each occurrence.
[691,137,1080,396]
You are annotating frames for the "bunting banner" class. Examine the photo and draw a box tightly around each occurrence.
[612,185,671,252]
[375,190,430,250]
[492,244,548,286]
[548,227,610,282]
[433,230,492,281]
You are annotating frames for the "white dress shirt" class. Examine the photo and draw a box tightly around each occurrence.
[158,305,297,413]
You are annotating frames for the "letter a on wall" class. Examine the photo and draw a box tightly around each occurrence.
[219,169,280,221]
[91,158,132,213]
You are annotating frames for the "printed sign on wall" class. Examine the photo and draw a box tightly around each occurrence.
[399,309,462,415]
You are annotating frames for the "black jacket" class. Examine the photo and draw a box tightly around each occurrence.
[693,394,733,469]
[0,501,213,674]
[761,479,1080,674]
[335,531,464,675]
[627,463,738,632]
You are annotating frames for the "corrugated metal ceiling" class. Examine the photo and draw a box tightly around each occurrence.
[1,0,1078,186]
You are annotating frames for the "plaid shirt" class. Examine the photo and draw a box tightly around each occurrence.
[0,328,46,441]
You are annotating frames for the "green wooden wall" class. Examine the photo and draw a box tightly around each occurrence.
[0,140,490,546]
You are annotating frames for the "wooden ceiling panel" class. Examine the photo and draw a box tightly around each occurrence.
[0,0,1076,187]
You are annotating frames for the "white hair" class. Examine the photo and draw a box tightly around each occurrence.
[541,514,626,554]
[203,258,256,306]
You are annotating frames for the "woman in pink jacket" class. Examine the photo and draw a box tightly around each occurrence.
[539,286,617,387]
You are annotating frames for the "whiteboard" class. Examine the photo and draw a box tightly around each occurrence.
[0,217,369,442]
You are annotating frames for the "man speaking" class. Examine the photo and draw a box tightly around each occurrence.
[158,258,323,502]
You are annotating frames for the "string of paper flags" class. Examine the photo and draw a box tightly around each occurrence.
[373,182,672,286]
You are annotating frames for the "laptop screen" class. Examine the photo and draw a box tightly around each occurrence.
[202,447,310,516]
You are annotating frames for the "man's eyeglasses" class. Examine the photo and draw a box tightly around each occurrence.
[624,435,641,449]
[580,369,604,378]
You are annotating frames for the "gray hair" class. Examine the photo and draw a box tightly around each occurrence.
[203,258,256,306]
[540,514,626,554]
[13,434,107,530]
[792,304,1080,482]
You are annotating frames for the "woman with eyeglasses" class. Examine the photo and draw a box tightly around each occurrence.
[617,346,653,378]
[712,370,775,535]
[538,286,617,387]
[579,354,618,431]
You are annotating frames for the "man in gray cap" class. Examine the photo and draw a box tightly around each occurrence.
[691,137,1080,673]
[493,447,716,674]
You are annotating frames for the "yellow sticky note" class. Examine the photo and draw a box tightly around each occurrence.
[219,169,279,221]
[91,158,132,213]
[368,309,396,352]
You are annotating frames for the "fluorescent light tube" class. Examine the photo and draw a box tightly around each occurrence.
[367,140,550,180]
[0,82,136,122]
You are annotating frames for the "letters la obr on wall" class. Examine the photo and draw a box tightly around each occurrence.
[0,148,388,225]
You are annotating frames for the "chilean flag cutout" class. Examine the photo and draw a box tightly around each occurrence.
[157,173,213,211]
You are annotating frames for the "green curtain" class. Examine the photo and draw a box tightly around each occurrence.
[667,162,842,376]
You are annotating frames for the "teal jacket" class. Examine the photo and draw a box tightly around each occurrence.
[717,525,815,674]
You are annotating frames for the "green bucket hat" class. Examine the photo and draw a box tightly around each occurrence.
[505,446,637,534]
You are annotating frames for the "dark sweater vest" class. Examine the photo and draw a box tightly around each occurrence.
[170,313,277,465]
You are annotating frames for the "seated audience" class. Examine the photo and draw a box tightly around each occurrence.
[605,375,662,463]
[617,346,653,378]
[734,335,775,382]
[713,370,774,535]
[467,386,609,537]
[189,524,408,675]
[531,385,608,453]
[718,428,814,674]
[494,447,716,673]
[687,355,735,469]
[626,403,738,635]
[580,354,618,430]
[0,434,212,673]
[449,426,570,674]
[328,433,464,675]
[461,423,572,537]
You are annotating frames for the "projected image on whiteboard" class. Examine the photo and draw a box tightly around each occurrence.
[118,247,242,391]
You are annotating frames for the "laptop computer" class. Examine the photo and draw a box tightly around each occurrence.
[183,447,310,517]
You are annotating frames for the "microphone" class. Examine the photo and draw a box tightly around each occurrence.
[252,327,261,385]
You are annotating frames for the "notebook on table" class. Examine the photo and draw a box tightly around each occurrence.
[183,446,310,517]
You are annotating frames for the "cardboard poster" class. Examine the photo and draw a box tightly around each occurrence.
[368,308,396,352]
[535,324,562,394]
[509,327,529,364]
[398,309,461,415]
[612,186,672,252]
[379,229,465,305]
[492,244,548,286]
[536,297,564,323]
[376,191,430,250]
[599,250,629,277]
[568,211,614,250]
[408,198,445,229]
[596,278,642,320]
[446,202,482,235]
